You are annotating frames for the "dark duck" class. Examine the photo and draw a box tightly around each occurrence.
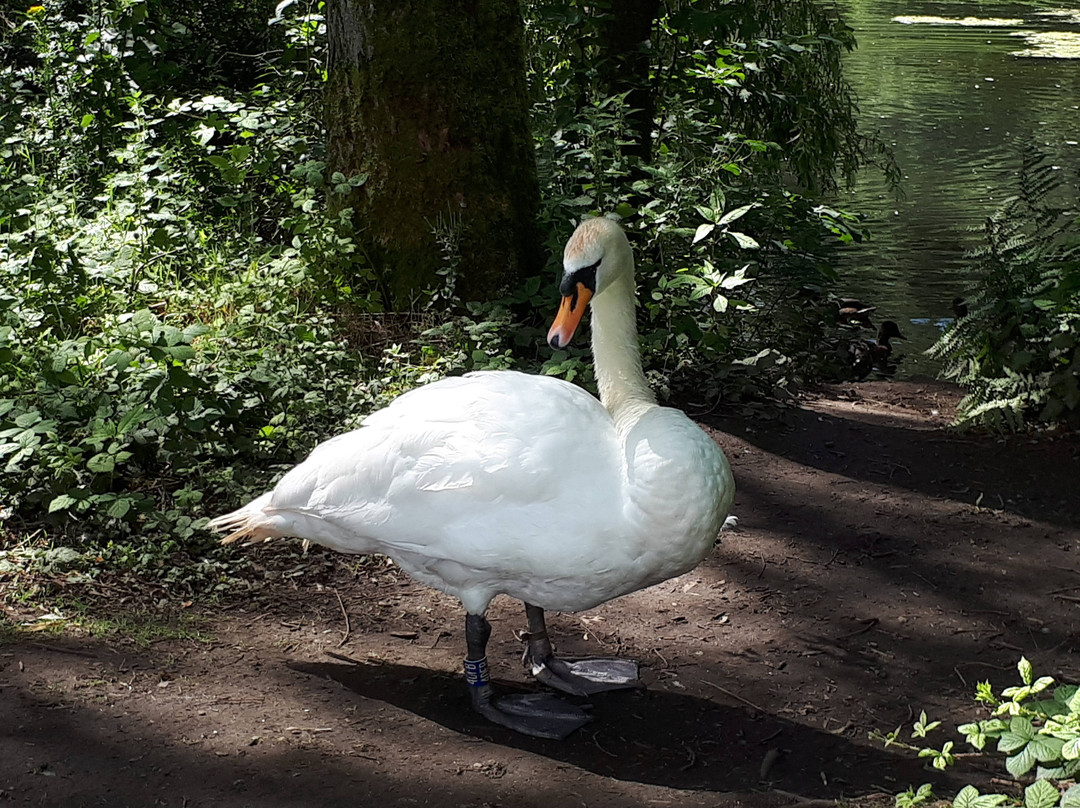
[849,320,906,379]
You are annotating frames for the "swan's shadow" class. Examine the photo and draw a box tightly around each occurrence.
[289,658,962,797]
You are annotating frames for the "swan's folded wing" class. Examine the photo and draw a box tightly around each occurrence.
[261,371,619,546]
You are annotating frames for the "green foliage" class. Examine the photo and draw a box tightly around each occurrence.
[896,783,936,808]
[1,0,886,591]
[0,0,384,583]
[879,658,1080,808]
[959,657,1080,782]
[527,0,876,403]
[929,148,1080,431]
[663,0,899,194]
[871,710,956,772]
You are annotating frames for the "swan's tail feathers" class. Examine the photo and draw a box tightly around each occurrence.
[206,493,280,545]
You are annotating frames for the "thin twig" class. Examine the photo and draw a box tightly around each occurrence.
[325,650,365,666]
[591,731,617,758]
[680,744,697,773]
[652,648,669,668]
[334,590,351,648]
[834,618,879,641]
[29,643,98,658]
[699,679,766,713]
[770,789,844,807]
[956,660,1013,671]
[908,570,939,590]
[576,617,611,649]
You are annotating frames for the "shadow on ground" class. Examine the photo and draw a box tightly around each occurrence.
[705,383,1079,530]
[291,657,966,798]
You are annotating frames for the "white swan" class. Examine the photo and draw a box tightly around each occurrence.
[209,217,735,738]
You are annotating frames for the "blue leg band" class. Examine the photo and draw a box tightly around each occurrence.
[464,656,490,687]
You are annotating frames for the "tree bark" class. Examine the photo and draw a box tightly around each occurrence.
[598,0,660,163]
[325,0,541,307]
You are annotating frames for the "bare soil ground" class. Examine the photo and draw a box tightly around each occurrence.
[3,380,1080,808]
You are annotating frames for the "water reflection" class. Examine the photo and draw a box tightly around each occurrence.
[827,0,1080,376]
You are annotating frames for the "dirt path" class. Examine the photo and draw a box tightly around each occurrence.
[3,381,1079,808]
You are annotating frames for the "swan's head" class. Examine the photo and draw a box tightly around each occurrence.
[547,217,633,350]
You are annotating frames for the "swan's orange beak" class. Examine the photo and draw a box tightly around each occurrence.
[547,283,593,350]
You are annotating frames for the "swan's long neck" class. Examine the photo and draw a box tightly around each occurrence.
[590,272,657,421]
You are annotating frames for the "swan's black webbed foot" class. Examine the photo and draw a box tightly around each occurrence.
[526,653,640,696]
[465,613,590,740]
[467,668,590,740]
[521,603,642,697]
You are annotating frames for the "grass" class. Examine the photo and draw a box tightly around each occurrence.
[0,597,213,649]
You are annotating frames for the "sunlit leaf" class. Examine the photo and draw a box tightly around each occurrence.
[727,231,759,249]
[49,494,77,513]
[1024,779,1060,808]
[717,203,758,226]
[692,223,715,244]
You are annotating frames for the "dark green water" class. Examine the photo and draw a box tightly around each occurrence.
[828,0,1080,376]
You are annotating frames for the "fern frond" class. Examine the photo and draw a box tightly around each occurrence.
[929,145,1080,431]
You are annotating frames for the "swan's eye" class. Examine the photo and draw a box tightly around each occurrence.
[559,259,600,297]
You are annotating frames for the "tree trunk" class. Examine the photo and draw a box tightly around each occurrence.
[599,0,661,163]
[325,0,541,307]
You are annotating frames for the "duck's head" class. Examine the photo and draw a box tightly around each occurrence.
[879,320,906,341]
[547,217,633,350]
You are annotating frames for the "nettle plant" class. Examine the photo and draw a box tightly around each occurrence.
[0,0,377,562]
[878,658,1080,808]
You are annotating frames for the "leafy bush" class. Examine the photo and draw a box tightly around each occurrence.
[0,1,382,574]
[528,0,875,403]
[1,0,885,591]
[878,658,1080,808]
[929,149,1080,431]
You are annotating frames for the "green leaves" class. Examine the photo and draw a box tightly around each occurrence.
[913,710,942,738]
[928,147,1080,432]
[86,452,118,474]
[1024,780,1060,808]
[1004,657,1055,701]
[946,780,1067,808]
[960,718,1009,750]
[896,783,934,808]
[48,494,78,513]
[692,203,761,250]
[0,0,374,589]
[953,786,1008,808]
[1063,785,1080,808]
[919,740,955,770]
[877,660,1080,808]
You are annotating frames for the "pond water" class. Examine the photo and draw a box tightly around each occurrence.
[827,0,1080,376]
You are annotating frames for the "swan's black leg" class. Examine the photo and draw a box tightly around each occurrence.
[464,613,497,713]
[522,603,641,696]
[463,612,589,740]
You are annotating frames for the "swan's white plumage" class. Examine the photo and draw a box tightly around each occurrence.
[210,217,735,617]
